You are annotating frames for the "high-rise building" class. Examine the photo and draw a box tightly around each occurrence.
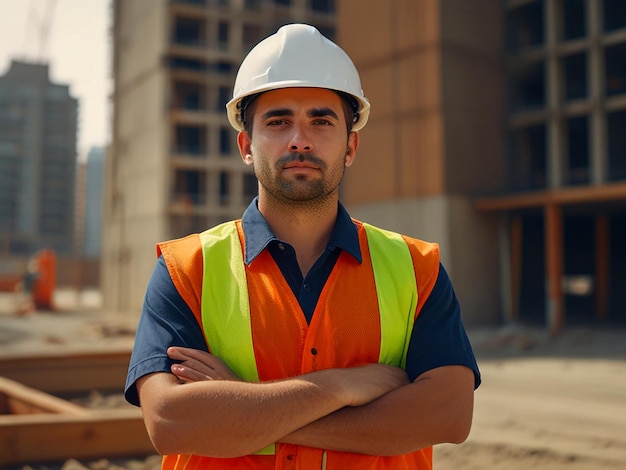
[0,60,78,257]
[104,0,336,313]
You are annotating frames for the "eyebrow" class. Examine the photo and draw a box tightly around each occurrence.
[261,107,339,121]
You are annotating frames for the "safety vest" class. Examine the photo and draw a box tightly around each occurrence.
[158,219,440,470]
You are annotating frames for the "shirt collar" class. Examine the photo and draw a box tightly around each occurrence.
[241,197,362,265]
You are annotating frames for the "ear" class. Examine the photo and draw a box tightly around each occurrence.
[344,131,359,168]
[237,131,254,166]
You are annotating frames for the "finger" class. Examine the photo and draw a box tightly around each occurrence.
[169,346,215,363]
[176,358,217,377]
[167,346,200,361]
[171,363,211,382]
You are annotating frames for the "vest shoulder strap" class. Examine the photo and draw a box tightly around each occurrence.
[362,223,418,369]
[198,221,258,381]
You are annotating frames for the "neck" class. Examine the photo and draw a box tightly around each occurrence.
[258,192,338,276]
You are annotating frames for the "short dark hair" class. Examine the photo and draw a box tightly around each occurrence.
[240,90,358,137]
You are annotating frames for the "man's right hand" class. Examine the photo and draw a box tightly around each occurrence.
[326,363,409,407]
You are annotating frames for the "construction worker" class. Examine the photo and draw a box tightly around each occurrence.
[125,24,481,469]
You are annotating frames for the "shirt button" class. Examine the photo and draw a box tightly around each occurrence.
[287,454,294,460]
[278,243,285,251]
[311,348,317,355]
[303,283,309,290]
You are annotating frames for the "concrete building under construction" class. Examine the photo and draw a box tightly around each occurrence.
[104,0,336,313]
[104,0,626,331]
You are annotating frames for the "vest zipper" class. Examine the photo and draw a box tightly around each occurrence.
[321,450,327,469]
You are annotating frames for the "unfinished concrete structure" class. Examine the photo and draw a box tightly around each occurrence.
[104,0,335,313]
[340,0,626,331]
[105,0,626,330]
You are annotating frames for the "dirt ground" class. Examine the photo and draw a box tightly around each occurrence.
[1,289,625,469]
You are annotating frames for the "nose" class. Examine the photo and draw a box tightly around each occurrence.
[288,124,312,152]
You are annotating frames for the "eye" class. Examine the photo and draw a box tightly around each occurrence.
[312,119,333,126]
[267,118,289,126]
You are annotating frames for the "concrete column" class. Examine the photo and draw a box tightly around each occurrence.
[588,0,607,184]
[546,0,563,189]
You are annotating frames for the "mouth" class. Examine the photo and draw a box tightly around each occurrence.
[277,153,326,172]
[282,162,319,170]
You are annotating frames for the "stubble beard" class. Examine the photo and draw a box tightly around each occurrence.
[254,151,346,207]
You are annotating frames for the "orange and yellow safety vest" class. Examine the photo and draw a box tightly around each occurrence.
[157,219,440,469]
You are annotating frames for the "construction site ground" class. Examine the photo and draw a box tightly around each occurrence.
[1,289,625,469]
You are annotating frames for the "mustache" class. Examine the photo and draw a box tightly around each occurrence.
[276,152,326,169]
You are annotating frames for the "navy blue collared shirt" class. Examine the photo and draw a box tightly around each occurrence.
[242,198,361,324]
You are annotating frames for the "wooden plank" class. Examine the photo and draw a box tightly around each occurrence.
[0,377,89,415]
[0,409,155,466]
[545,204,564,334]
[0,351,131,394]
[475,182,626,211]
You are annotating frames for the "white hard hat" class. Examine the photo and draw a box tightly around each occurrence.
[226,23,370,132]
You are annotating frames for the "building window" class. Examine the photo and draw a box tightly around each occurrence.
[605,43,626,96]
[607,110,626,181]
[604,0,626,33]
[509,61,545,112]
[562,0,586,40]
[220,127,232,155]
[218,21,229,47]
[506,0,544,51]
[509,124,546,190]
[219,171,229,206]
[173,17,205,46]
[173,170,206,205]
[310,0,334,14]
[173,81,205,110]
[563,52,587,101]
[175,125,206,155]
[565,116,589,185]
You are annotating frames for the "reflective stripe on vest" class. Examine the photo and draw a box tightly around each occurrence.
[199,220,418,455]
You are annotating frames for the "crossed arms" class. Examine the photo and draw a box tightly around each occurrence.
[136,347,475,458]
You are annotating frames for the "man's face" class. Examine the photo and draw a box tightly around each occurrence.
[238,87,358,205]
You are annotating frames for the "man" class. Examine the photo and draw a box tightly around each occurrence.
[125,23,481,469]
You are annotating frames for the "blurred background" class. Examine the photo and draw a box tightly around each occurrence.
[1,0,626,333]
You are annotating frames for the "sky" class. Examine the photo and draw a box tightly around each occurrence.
[0,0,111,160]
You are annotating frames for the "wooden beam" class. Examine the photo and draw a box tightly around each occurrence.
[0,351,156,466]
[0,351,131,394]
[0,377,89,416]
[475,182,626,211]
[0,410,154,467]
[545,204,564,334]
